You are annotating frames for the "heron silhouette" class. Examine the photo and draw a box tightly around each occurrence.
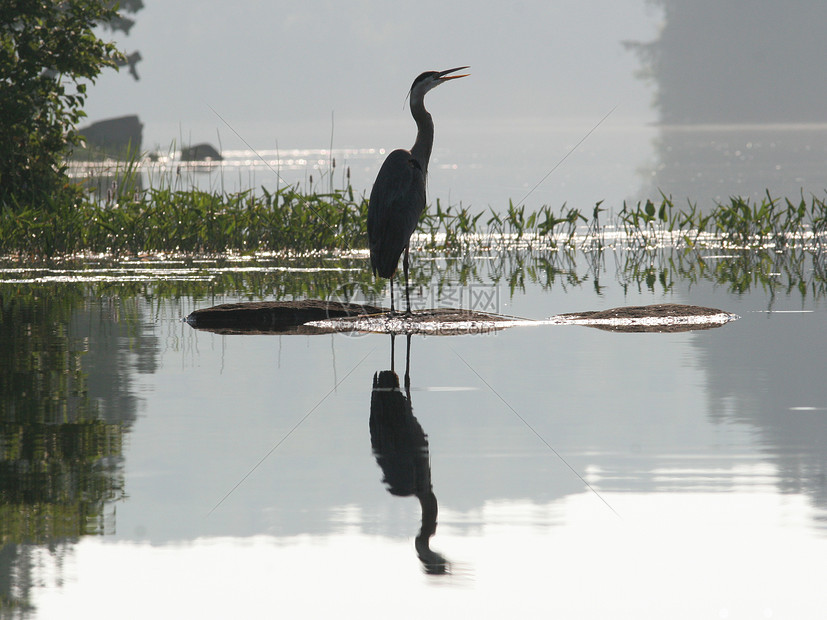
[368,67,469,315]
[369,334,450,574]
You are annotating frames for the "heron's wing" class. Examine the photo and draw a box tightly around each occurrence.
[368,149,427,278]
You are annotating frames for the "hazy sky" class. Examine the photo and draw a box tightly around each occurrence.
[86,1,661,150]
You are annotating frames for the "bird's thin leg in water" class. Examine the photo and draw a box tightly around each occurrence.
[403,245,412,316]
[389,275,395,315]
[404,334,411,395]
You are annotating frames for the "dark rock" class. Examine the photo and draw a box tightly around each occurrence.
[79,115,143,154]
[185,300,386,335]
[180,143,222,161]
[559,303,736,333]
[185,301,736,336]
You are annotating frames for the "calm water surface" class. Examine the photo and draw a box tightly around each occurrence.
[71,121,827,214]
[2,247,826,618]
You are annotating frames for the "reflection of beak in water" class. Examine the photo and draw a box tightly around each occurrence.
[369,334,450,575]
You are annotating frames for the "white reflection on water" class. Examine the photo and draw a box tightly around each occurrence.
[0,264,360,284]
[307,310,739,335]
[33,491,827,618]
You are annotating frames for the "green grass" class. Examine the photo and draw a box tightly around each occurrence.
[0,176,369,257]
[1,156,826,257]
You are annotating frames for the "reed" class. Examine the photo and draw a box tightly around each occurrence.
[1,159,826,257]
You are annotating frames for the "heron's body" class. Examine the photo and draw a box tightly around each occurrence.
[368,67,468,313]
[368,149,426,278]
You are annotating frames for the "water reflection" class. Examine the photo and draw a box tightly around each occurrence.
[3,245,824,309]
[0,288,151,614]
[2,250,827,614]
[369,335,449,574]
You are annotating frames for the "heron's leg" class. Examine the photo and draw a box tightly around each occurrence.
[389,275,395,315]
[404,334,411,393]
[403,245,411,316]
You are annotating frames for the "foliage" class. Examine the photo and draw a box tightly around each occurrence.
[0,172,371,255]
[0,0,123,209]
[101,0,145,36]
[1,171,827,257]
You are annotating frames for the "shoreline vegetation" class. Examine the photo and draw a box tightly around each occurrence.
[2,186,826,260]
[1,159,826,257]
[3,163,826,302]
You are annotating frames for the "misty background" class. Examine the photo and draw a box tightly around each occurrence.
[83,0,827,209]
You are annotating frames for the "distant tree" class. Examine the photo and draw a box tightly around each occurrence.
[0,1,124,209]
[103,0,144,80]
[627,0,827,123]
[104,0,144,36]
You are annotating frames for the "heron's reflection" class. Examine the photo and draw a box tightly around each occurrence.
[369,334,449,574]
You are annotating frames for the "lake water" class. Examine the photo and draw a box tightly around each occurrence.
[71,121,827,215]
[2,241,826,618]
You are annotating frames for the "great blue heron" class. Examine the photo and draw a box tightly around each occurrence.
[368,66,469,314]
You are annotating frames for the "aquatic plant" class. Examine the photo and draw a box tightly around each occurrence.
[1,158,826,258]
[0,180,370,257]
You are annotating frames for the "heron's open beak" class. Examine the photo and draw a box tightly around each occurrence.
[437,66,470,81]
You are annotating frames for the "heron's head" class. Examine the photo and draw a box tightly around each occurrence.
[408,66,469,107]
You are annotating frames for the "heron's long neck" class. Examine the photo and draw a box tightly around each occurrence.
[410,96,434,176]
